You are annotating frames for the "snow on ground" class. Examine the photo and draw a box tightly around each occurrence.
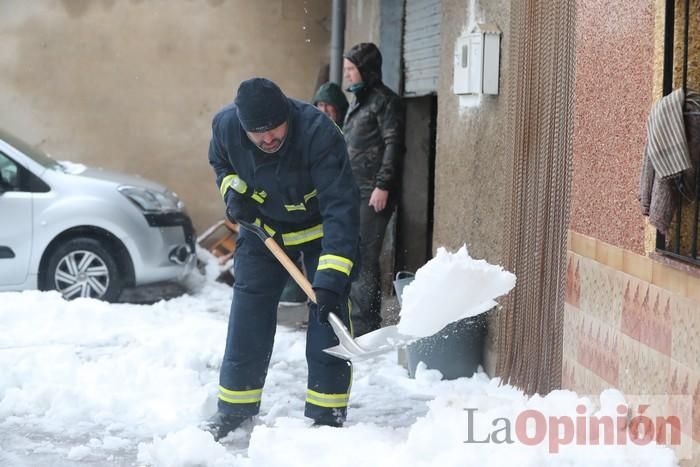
[0,252,679,466]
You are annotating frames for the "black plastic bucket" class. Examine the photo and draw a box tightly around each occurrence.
[393,271,487,380]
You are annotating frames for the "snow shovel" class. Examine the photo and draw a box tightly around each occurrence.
[237,220,413,361]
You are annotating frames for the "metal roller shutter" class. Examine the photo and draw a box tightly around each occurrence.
[403,0,441,96]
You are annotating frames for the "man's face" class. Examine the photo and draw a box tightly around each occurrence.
[246,121,288,154]
[316,102,338,123]
[343,58,362,86]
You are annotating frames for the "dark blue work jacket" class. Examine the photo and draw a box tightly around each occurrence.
[208,98,360,294]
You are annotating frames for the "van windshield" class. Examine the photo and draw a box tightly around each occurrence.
[0,128,62,170]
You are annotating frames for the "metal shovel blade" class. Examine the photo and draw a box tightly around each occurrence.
[324,313,415,361]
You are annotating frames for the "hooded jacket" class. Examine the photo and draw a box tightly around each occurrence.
[312,82,349,126]
[343,43,405,199]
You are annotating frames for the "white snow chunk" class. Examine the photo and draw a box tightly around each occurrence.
[397,245,516,337]
[67,445,91,460]
[137,426,229,467]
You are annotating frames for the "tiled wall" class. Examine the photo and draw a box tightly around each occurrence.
[565,230,700,462]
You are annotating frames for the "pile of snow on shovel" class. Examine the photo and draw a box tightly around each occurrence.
[397,245,517,338]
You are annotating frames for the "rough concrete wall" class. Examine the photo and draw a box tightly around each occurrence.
[344,0,380,51]
[0,0,331,232]
[570,0,655,254]
[432,0,511,264]
[434,0,511,378]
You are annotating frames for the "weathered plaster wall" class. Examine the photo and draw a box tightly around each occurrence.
[570,0,655,254]
[0,0,331,232]
[434,0,511,377]
[344,0,381,51]
[433,0,511,263]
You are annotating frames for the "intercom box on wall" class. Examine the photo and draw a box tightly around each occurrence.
[453,23,502,95]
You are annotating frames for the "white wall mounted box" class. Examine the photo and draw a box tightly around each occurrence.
[453,23,502,95]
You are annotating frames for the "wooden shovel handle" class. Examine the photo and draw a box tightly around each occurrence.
[262,236,317,303]
[237,220,317,303]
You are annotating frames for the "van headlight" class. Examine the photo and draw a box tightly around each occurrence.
[118,185,184,212]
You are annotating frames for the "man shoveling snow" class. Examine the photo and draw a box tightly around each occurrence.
[206,77,360,439]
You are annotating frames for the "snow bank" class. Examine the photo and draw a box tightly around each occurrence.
[0,259,679,466]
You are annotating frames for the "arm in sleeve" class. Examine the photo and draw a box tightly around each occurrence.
[208,115,260,205]
[208,117,237,204]
[309,128,361,294]
[374,95,405,191]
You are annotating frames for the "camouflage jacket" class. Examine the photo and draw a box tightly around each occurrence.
[343,83,405,199]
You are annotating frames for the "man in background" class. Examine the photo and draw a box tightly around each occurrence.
[313,81,348,127]
[342,43,405,336]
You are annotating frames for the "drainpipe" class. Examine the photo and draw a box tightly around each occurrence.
[330,0,345,85]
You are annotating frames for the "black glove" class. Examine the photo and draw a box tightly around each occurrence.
[314,288,340,325]
[225,192,258,225]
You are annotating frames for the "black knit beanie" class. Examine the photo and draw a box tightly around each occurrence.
[312,82,349,124]
[235,77,290,132]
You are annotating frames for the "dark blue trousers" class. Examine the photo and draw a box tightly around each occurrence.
[217,229,353,426]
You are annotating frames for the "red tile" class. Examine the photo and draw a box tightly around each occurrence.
[577,318,619,386]
[621,280,643,340]
[566,255,581,307]
[639,291,672,356]
[668,362,696,440]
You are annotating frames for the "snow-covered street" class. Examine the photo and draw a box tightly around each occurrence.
[0,256,679,466]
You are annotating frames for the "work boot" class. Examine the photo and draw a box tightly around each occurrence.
[312,418,344,428]
[204,412,250,441]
